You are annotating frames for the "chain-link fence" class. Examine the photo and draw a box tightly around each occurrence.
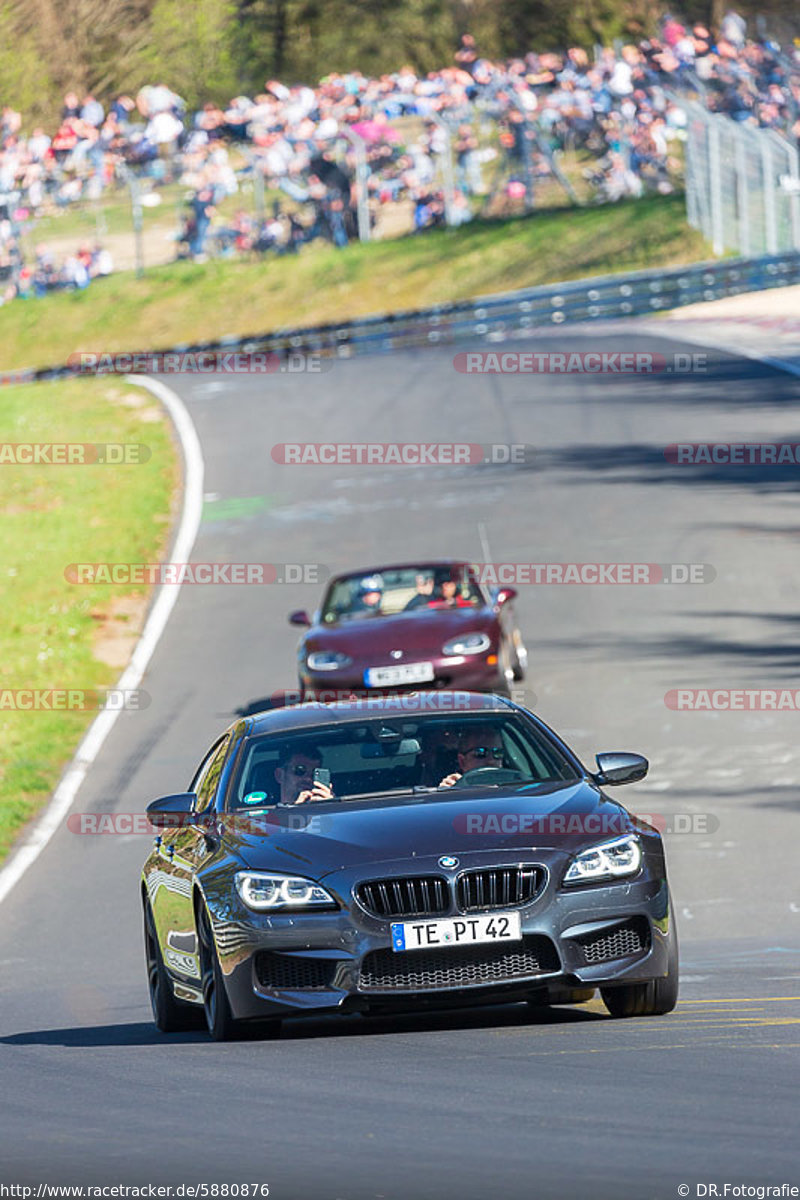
[680,97,800,256]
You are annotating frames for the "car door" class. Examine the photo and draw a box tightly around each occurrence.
[153,734,231,983]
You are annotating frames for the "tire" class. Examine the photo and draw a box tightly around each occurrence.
[510,629,528,683]
[198,902,242,1041]
[600,930,679,1018]
[143,898,200,1034]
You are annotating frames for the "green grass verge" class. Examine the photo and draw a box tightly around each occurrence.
[0,378,177,863]
[0,194,708,372]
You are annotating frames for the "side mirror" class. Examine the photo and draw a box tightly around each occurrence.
[146,792,197,828]
[593,753,648,786]
[496,587,517,606]
[289,609,311,627]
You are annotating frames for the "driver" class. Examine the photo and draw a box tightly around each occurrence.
[403,571,435,611]
[438,724,505,788]
[274,742,334,805]
[428,573,476,608]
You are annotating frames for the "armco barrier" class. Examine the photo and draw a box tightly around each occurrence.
[3,251,799,385]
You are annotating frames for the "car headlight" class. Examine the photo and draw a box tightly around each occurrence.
[442,632,491,656]
[235,871,338,911]
[306,650,353,672]
[562,835,642,885]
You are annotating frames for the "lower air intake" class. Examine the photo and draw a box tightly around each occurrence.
[359,936,559,992]
[575,918,650,965]
[255,952,338,989]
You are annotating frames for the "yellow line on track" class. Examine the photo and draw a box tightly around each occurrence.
[654,1017,800,1026]
[513,1039,800,1056]
[679,996,800,1004]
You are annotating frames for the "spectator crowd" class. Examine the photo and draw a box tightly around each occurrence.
[1,10,799,300]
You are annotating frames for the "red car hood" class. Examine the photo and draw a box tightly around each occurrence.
[305,608,496,659]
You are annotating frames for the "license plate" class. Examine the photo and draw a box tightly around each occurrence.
[364,662,435,687]
[391,911,522,952]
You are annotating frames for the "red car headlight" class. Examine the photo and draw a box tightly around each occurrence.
[306,651,353,671]
[442,633,491,656]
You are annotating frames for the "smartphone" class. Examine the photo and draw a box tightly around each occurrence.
[313,767,331,787]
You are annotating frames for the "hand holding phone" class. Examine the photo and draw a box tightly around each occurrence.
[292,766,333,804]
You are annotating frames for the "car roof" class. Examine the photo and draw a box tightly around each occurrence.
[243,691,515,736]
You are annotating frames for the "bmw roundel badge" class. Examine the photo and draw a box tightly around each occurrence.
[438,855,459,869]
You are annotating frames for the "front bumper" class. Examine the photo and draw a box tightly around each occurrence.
[205,848,675,1021]
[301,654,504,698]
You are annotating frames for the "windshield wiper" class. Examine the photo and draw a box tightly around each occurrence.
[339,787,422,801]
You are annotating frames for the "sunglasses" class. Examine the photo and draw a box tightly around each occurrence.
[464,746,503,760]
[290,763,319,777]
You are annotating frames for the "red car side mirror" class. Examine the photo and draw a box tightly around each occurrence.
[496,587,517,606]
[289,610,311,627]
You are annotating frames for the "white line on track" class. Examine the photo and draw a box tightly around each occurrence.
[1,313,794,908]
[0,375,204,907]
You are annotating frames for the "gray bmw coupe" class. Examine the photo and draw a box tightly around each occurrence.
[142,693,678,1040]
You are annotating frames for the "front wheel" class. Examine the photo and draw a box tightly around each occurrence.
[601,931,679,1018]
[197,903,241,1041]
[510,629,528,682]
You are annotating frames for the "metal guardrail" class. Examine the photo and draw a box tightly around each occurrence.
[3,250,800,385]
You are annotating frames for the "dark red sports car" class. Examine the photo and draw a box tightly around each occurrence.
[289,561,527,699]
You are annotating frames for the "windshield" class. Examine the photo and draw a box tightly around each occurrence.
[321,566,484,622]
[229,713,580,808]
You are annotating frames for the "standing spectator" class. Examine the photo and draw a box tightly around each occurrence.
[721,10,747,50]
[27,127,51,161]
[80,95,105,128]
[455,34,479,77]
[454,123,481,194]
[189,183,215,261]
[61,92,81,120]
[110,95,136,126]
[327,192,348,247]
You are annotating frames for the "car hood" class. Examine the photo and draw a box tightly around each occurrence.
[304,608,496,658]
[226,781,639,875]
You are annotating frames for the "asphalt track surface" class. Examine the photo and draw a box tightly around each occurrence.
[2,329,800,1199]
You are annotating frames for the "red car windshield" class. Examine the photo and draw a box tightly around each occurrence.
[321,567,484,622]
